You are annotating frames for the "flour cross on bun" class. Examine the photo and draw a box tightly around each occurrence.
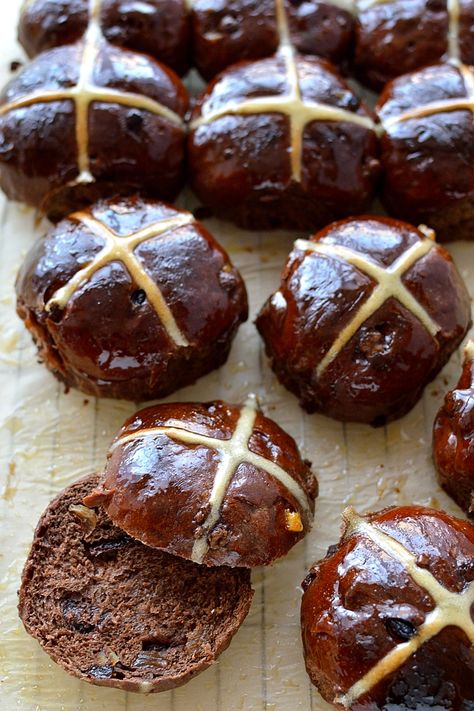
[190,0,376,183]
[382,63,474,130]
[294,229,440,378]
[2,0,184,187]
[377,0,473,131]
[336,508,474,709]
[45,209,194,348]
[110,394,312,564]
[358,0,462,63]
[447,0,462,62]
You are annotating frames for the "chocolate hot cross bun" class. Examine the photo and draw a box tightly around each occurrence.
[0,2,188,220]
[301,506,474,709]
[433,340,474,517]
[356,0,474,90]
[191,0,355,80]
[257,216,471,424]
[377,61,474,242]
[85,396,318,567]
[189,3,379,231]
[19,0,190,75]
[16,197,248,401]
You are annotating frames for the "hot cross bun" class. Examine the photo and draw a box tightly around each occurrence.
[433,340,474,517]
[188,0,378,230]
[188,50,379,230]
[0,7,188,220]
[301,506,474,709]
[84,397,318,567]
[18,0,190,75]
[356,0,474,90]
[377,62,474,242]
[15,197,248,401]
[19,474,253,693]
[256,216,471,425]
[190,0,355,80]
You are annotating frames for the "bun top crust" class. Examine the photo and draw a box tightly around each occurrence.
[18,0,190,75]
[191,0,355,80]
[301,505,474,709]
[0,4,188,218]
[377,62,474,227]
[433,339,474,516]
[85,397,318,568]
[355,0,474,90]
[256,216,471,424]
[15,196,248,399]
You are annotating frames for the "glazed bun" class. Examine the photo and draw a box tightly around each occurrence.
[189,50,379,231]
[191,0,354,80]
[84,397,318,567]
[257,216,471,425]
[188,0,379,232]
[433,339,474,517]
[377,62,474,242]
[301,505,474,709]
[355,0,474,90]
[16,197,248,401]
[18,0,190,75]
[0,16,188,220]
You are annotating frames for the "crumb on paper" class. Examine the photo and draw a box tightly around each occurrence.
[2,461,17,501]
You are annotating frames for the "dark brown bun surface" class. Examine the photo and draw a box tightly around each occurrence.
[0,35,188,221]
[433,340,474,517]
[84,398,318,567]
[19,474,254,694]
[191,0,354,80]
[18,0,190,75]
[188,51,379,231]
[15,197,248,401]
[377,62,474,242]
[355,0,474,90]
[301,505,474,710]
[256,216,471,425]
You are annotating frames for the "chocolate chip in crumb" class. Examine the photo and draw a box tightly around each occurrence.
[85,535,132,559]
[385,617,417,642]
[131,289,146,306]
[126,110,144,133]
[87,665,114,679]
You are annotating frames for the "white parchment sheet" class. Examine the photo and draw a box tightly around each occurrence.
[0,3,471,709]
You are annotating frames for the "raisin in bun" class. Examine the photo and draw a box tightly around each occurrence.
[377,62,474,242]
[355,0,474,90]
[301,506,474,709]
[433,340,474,517]
[18,0,190,75]
[188,30,379,231]
[84,397,318,567]
[256,216,471,425]
[0,15,188,221]
[16,197,248,401]
[19,474,253,693]
[191,0,354,80]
